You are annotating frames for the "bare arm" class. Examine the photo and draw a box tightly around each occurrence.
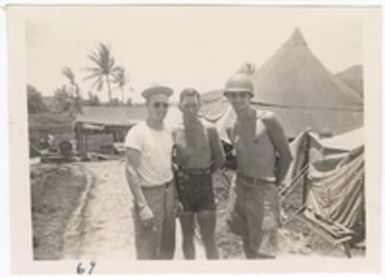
[208,126,226,172]
[263,114,293,184]
[125,147,148,209]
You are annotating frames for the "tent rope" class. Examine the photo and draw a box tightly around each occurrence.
[279,164,309,201]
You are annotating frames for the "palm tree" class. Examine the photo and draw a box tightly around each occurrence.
[84,43,117,102]
[62,66,83,114]
[112,66,130,102]
[62,66,80,97]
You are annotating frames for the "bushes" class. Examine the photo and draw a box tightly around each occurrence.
[27,85,48,114]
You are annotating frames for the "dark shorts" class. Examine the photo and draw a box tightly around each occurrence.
[176,170,216,213]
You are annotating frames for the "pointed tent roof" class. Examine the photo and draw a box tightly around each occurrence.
[251,28,362,109]
[335,64,364,98]
[201,28,363,138]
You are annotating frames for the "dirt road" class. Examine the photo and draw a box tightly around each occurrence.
[63,160,204,260]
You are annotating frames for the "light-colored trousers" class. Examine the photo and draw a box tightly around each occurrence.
[132,180,176,260]
[228,179,279,258]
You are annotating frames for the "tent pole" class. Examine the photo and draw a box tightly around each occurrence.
[85,133,88,156]
[302,130,311,205]
[75,124,81,154]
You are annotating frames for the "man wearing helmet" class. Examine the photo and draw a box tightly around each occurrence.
[224,73,292,259]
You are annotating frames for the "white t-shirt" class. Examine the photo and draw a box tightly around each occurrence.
[124,121,173,187]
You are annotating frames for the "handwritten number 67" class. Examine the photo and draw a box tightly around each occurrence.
[76,261,96,275]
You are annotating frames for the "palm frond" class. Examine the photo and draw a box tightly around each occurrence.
[111,66,129,88]
[96,79,104,91]
[62,66,76,85]
[108,57,115,70]
[89,75,104,91]
[111,66,123,80]
[83,71,103,81]
[87,54,103,68]
[83,67,102,74]
[99,43,111,56]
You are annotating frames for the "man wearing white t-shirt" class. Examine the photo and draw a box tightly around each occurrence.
[124,85,177,260]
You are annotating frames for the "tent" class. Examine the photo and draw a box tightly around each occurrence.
[281,128,365,256]
[200,28,363,139]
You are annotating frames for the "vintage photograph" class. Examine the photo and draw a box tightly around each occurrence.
[8,4,382,274]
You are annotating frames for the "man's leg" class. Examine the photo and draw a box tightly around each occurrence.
[179,211,196,259]
[258,184,279,258]
[133,207,159,259]
[230,182,251,259]
[232,182,259,259]
[197,210,219,259]
[241,232,258,259]
[246,187,265,259]
[133,188,165,260]
[159,182,176,259]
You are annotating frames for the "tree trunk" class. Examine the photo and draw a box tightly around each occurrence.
[75,83,80,98]
[121,87,125,104]
[106,75,112,102]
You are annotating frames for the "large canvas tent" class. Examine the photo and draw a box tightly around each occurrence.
[200,28,363,139]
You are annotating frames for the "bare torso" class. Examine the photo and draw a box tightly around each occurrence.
[233,110,276,180]
[174,119,212,169]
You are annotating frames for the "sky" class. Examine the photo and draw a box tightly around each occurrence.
[26,6,365,103]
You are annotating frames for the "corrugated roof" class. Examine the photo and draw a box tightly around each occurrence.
[75,106,147,126]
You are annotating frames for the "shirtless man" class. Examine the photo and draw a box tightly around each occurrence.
[173,88,225,259]
[224,73,292,259]
[124,85,177,259]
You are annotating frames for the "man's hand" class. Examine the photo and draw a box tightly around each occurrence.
[173,199,184,217]
[139,205,155,229]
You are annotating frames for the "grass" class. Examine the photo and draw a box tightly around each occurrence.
[31,164,87,260]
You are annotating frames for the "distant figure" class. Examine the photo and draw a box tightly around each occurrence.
[47,134,54,146]
[173,88,225,259]
[124,85,179,259]
[224,73,292,259]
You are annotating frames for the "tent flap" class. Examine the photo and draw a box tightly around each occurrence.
[284,129,365,242]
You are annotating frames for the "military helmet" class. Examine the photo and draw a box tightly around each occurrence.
[223,73,254,97]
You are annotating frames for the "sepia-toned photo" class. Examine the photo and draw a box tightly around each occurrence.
[8,4,382,274]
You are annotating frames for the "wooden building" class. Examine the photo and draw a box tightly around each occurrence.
[75,106,147,156]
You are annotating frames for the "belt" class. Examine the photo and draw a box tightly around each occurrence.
[181,168,211,175]
[236,172,276,186]
[141,180,173,190]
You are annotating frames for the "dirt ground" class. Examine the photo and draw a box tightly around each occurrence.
[31,160,365,260]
